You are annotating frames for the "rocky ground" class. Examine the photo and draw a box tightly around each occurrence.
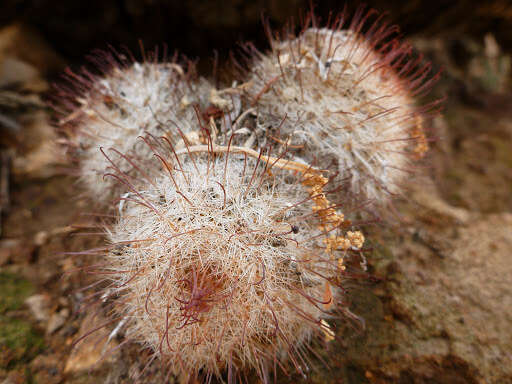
[0,7,511,384]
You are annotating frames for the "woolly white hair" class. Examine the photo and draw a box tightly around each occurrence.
[101,152,361,380]
[247,25,436,203]
[63,59,213,204]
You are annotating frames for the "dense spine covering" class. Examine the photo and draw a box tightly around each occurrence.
[99,149,364,380]
[56,50,214,203]
[243,8,441,203]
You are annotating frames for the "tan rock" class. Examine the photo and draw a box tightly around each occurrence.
[64,313,119,374]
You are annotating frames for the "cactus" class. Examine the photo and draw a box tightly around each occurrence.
[57,5,441,383]
[56,50,213,204]
[94,147,363,380]
[243,8,441,204]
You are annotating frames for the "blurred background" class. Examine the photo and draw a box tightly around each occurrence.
[0,1,511,383]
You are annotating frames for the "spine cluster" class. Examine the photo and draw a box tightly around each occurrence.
[106,153,360,378]
[56,50,213,202]
[242,21,440,202]
[57,6,439,383]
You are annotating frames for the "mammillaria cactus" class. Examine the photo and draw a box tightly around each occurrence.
[56,50,213,203]
[98,147,364,380]
[244,8,440,204]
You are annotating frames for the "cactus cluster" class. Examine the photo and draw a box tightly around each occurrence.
[57,6,438,383]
